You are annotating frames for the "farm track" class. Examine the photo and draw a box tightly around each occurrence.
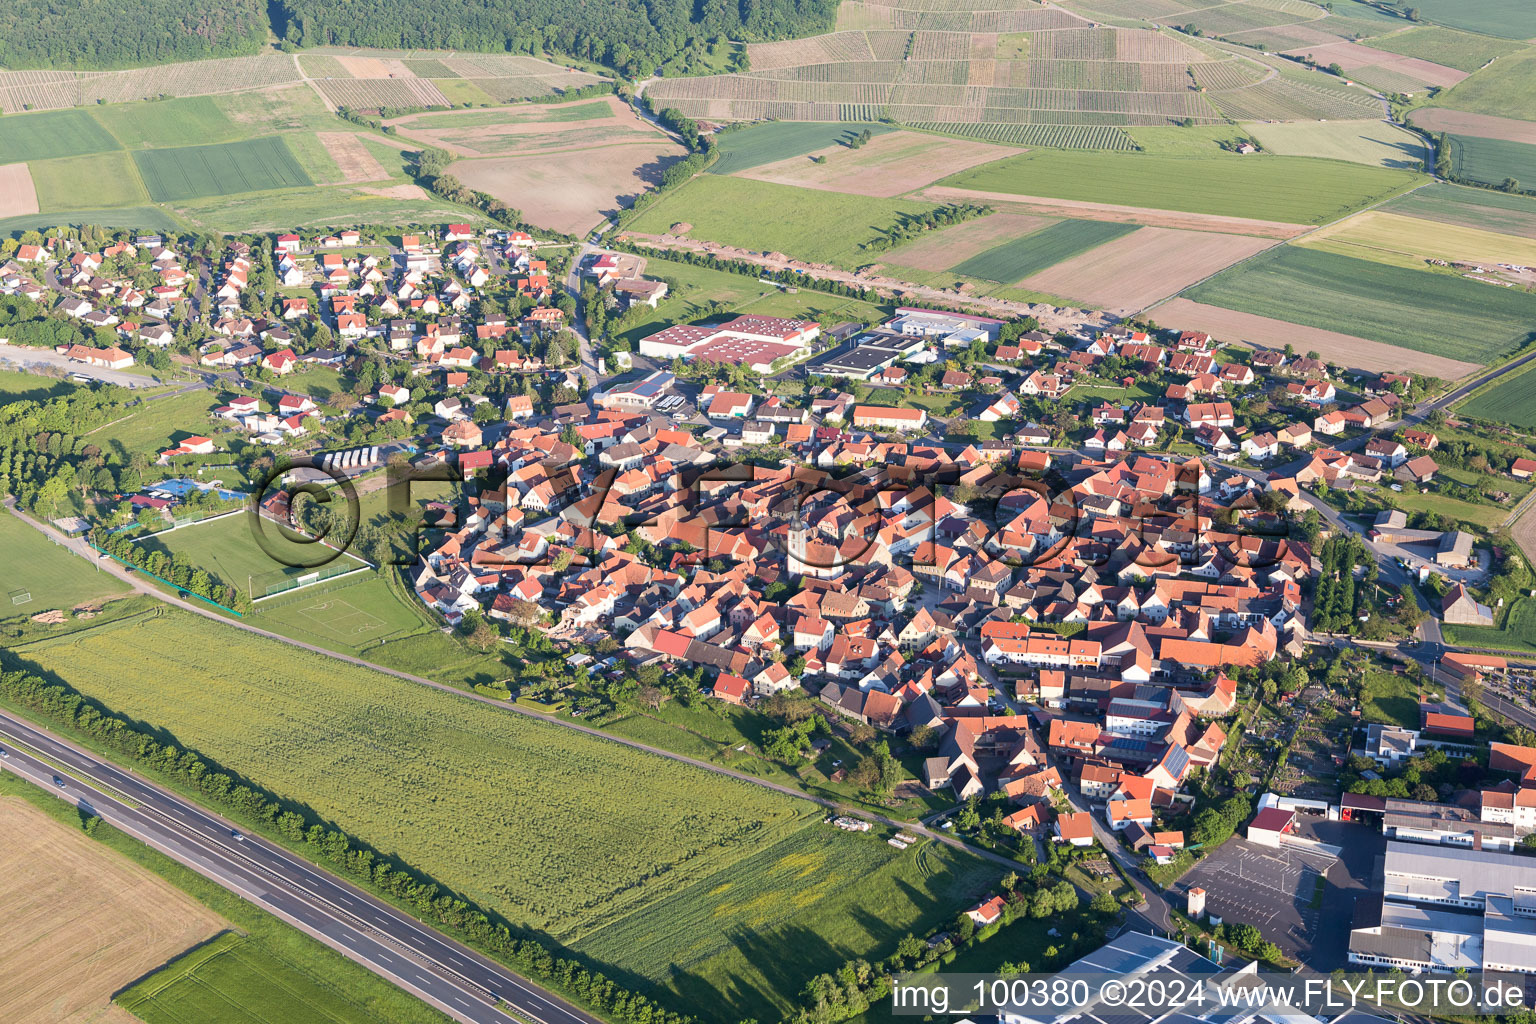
[0,501,1034,877]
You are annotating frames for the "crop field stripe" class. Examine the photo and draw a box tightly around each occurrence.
[133,137,314,202]
[1459,362,1536,430]
[1182,245,1536,364]
[952,218,1137,281]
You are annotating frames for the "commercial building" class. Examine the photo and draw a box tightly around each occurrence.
[1349,841,1536,974]
[595,370,676,411]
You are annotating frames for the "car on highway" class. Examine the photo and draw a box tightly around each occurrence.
[231,829,244,841]
[0,747,8,758]
[52,775,65,787]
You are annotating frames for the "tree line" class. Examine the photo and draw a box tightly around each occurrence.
[0,0,266,69]
[0,661,700,1024]
[273,0,837,79]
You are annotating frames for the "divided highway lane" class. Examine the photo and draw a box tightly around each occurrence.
[0,711,600,1024]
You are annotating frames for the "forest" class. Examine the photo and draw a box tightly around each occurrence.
[0,0,267,69]
[273,0,840,77]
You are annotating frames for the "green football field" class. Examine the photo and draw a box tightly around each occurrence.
[0,513,129,612]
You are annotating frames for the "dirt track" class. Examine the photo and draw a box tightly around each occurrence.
[919,185,1311,239]
[621,231,1114,331]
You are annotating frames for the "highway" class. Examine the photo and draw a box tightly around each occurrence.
[0,711,599,1024]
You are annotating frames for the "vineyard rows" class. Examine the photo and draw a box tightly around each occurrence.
[969,9,1085,32]
[867,30,915,60]
[316,78,452,109]
[863,0,1029,11]
[757,61,907,83]
[905,120,1136,149]
[1189,59,1268,91]
[0,55,301,112]
[1210,76,1377,121]
[836,1,897,30]
[747,31,878,69]
[839,102,888,120]
[896,10,976,31]
[898,60,973,85]
[909,30,973,60]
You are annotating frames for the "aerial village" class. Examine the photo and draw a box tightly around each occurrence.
[10,220,1536,982]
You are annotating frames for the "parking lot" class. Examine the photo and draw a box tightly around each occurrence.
[1176,820,1381,969]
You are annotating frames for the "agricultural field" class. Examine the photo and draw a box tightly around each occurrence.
[734,129,1013,197]
[1275,40,1465,92]
[1412,108,1536,146]
[1382,181,1536,239]
[936,150,1422,224]
[1364,26,1525,73]
[0,162,38,217]
[0,108,119,162]
[626,174,937,267]
[299,47,604,110]
[1180,246,1536,366]
[0,796,225,1023]
[0,770,454,1024]
[1242,119,1430,169]
[133,136,313,201]
[1388,0,1536,38]
[119,931,396,1024]
[32,151,150,211]
[1434,48,1536,122]
[1153,297,1480,378]
[1446,134,1536,191]
[168,185,485,234]
[952,218,1136,282]
[388,96,662,158]
[12,608,984,1020]
[1017,226,1273,315]
[0,511,129,614]
[0,54,303,114]
[707,120,901,175]
[0,205,176,233]
[578,832,998,1021]
[641,0,1370,131]
[91,95,246,148]
[450,135,688,235]
[905,122,1135,149]
[1460,364,1536,430]
[882,211,1058,271]
[1298,209,1536,271]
